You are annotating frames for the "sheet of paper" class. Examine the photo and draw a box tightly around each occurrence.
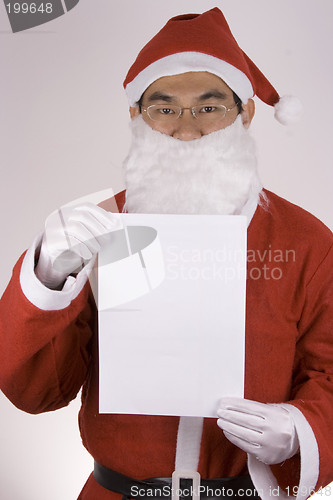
[96,214,247,418]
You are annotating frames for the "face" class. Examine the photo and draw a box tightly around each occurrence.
[130,71,255,141]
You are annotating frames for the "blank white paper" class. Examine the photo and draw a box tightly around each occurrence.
[97,214,247,418]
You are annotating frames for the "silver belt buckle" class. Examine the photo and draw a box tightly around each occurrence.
[171,470,201,500]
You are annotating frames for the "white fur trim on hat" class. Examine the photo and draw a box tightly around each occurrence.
[125,52,254,106]
[274,95,303,125]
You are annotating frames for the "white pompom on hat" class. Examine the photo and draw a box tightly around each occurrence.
[123,8,302,125]
[274,95,303,125]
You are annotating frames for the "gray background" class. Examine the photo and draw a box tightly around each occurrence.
[0,0,332,498]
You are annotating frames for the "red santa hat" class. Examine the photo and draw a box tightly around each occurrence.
[123,7,302,125]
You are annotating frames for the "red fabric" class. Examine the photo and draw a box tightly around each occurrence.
[123,8,280,107]
[1,190,333,499]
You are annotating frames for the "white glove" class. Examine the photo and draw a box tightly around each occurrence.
[35,202,122,289]
[217,397,299,465]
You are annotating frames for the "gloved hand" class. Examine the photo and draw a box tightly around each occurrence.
[217,397,299,465]
[35,202,122,289]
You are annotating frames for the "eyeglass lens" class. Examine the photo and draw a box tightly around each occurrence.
[147,104,229,122]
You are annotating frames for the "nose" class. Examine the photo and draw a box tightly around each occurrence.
[172,111,202,141]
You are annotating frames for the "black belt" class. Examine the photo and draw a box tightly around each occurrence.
[93,461,259,499]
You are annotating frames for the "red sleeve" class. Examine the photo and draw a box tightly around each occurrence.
[0,252,96,414]
[288,242,333,488]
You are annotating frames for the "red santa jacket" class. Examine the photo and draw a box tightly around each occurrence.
[0,189,332,499]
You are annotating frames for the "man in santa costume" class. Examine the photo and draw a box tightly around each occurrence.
[0,7,332,500]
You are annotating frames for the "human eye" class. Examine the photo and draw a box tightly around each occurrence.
[199,105,218,114]
[156,106,176,115]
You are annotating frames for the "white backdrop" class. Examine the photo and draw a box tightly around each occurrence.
[0,1,332,499]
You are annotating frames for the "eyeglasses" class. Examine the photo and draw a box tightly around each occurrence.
[141,102,240,124]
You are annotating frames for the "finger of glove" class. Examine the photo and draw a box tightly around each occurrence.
[64,221,101,258]
[217,408,265,434]
[70,204,122,234]
[67,212,120,247]
[221,429,260,456]
[44,231,93,263]
[219,399,295,437]
[219,397,267,418]
[67,211,110,241]
[66,214,117,252]
[36,241,75,286]
[217,417,262,445]
[222,428,281,465]
[52,248,86,275]
[45,220,99,263]
[44,205,119,261]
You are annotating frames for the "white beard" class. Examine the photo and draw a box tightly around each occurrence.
[123,115,263,216]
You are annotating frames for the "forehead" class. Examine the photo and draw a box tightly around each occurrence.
[143,71,234,100]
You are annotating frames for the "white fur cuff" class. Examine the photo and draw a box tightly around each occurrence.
[248,403,319,500]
